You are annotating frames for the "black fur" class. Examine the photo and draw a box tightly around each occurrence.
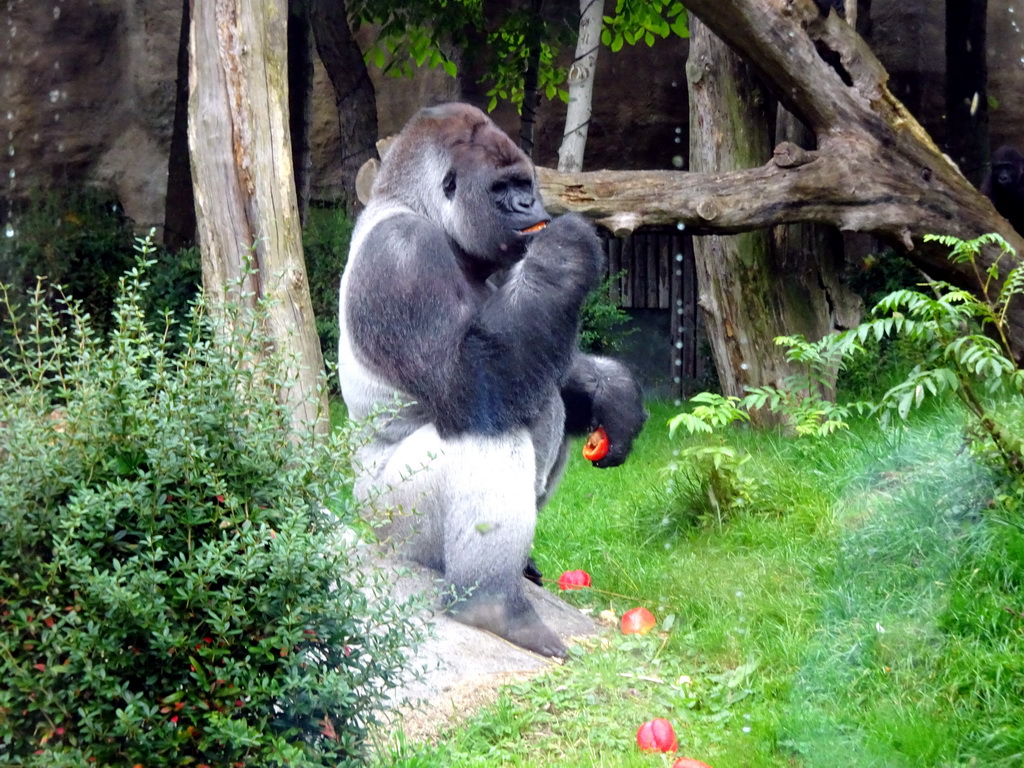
[562,353,647,468]
[981,145,1024,234]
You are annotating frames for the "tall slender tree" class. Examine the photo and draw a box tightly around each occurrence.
[557,0,605,173]
[311,0,380,214]
[188,0,328,436]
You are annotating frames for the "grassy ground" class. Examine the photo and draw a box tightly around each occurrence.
[378,399,1024,767]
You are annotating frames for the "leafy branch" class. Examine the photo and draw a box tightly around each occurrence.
[671,233,1024,477]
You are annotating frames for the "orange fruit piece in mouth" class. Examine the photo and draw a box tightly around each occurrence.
[519,221,548,234]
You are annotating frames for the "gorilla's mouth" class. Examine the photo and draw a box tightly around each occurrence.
[518,221,549,235]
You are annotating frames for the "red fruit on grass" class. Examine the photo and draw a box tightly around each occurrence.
[621,606,656,635]
[673,758,714,768]
[636,717,678,753]
[582,426,610,462]
[558,569,592,590]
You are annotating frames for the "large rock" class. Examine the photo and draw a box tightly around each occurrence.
[1,0,180,231]
[377,555,600,741]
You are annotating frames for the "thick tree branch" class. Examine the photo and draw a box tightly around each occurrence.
[537,0,1024,358]
[539,144,1022,262]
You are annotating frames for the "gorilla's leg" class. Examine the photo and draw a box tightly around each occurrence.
[438,430,567,658]
[368,425,567,658]
[359,423,447,571]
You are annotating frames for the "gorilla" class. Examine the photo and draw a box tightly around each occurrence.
[337,103,646,658]
[981,145,1024,235]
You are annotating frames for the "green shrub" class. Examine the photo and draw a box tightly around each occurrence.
[0,189,137,335]
[0,241,421,766]
[303,207,355,385]
[0,189,203,353]
[578,271,635,355]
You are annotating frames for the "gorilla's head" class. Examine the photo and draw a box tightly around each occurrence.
[373,103,550,269]
[992,145,1024,189]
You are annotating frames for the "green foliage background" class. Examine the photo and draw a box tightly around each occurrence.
[0,247,420,766]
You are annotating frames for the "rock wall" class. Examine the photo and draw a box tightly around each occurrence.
[2,0,181,232]
[4,1,1024,235]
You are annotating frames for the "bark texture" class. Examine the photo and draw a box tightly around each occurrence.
[557,0,604,173]
[310,0,378,214]
[188,0,328,436]
[288,0,314,225]
[537,0,1024,360]
[688,18,782,404]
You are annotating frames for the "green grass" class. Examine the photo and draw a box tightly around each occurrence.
[375,398,1024,767]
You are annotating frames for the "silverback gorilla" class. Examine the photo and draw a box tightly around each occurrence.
[981,145,1024,235]
[337,103,647,657]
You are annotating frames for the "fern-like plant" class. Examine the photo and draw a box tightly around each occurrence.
[670,233,1024,478]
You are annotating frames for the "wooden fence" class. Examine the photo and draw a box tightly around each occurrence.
[601,228,711,400]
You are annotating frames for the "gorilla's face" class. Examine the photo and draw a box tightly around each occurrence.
[995,162,1020,188]
[443,147,551,267]
[992,146,1024,189]
[376,104,550,271]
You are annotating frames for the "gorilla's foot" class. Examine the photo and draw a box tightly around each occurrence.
[448,594,567,659]
[523,557,544,587]
[502,614,567,659]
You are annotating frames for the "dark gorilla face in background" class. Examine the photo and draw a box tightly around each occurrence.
[372,103,550,270]
[993,150,1022,188]
[982,145,1024,234]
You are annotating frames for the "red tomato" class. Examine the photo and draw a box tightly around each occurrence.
[582,426,610,462]
[621,606,656,635]
[673,759,714,768]
[636,717,678,753]
[557,569,592,590]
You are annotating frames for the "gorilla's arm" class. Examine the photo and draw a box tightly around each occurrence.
[346,212,603,436]
[561,353,647,468]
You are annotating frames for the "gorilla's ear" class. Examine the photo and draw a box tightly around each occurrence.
[355,136,397,205]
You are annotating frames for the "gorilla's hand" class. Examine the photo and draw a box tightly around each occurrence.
[523,213,604,291]
[562,354,647,469]
[590,389,646,468]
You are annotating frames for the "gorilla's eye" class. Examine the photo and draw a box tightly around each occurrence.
[442,170,457,199]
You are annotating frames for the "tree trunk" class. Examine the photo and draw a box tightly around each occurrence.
[519,0,545,158]
[536,0,1024,362]
[163,0,196,250]
[557,0,604,173]
[945,0,989,185]
[771,109,863,392]
[310,0,378,214]
[688,17,784,413]
[188,0,328,437]
[288,0,314,225]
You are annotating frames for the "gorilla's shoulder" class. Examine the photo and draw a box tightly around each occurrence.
[359,211,459,267]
